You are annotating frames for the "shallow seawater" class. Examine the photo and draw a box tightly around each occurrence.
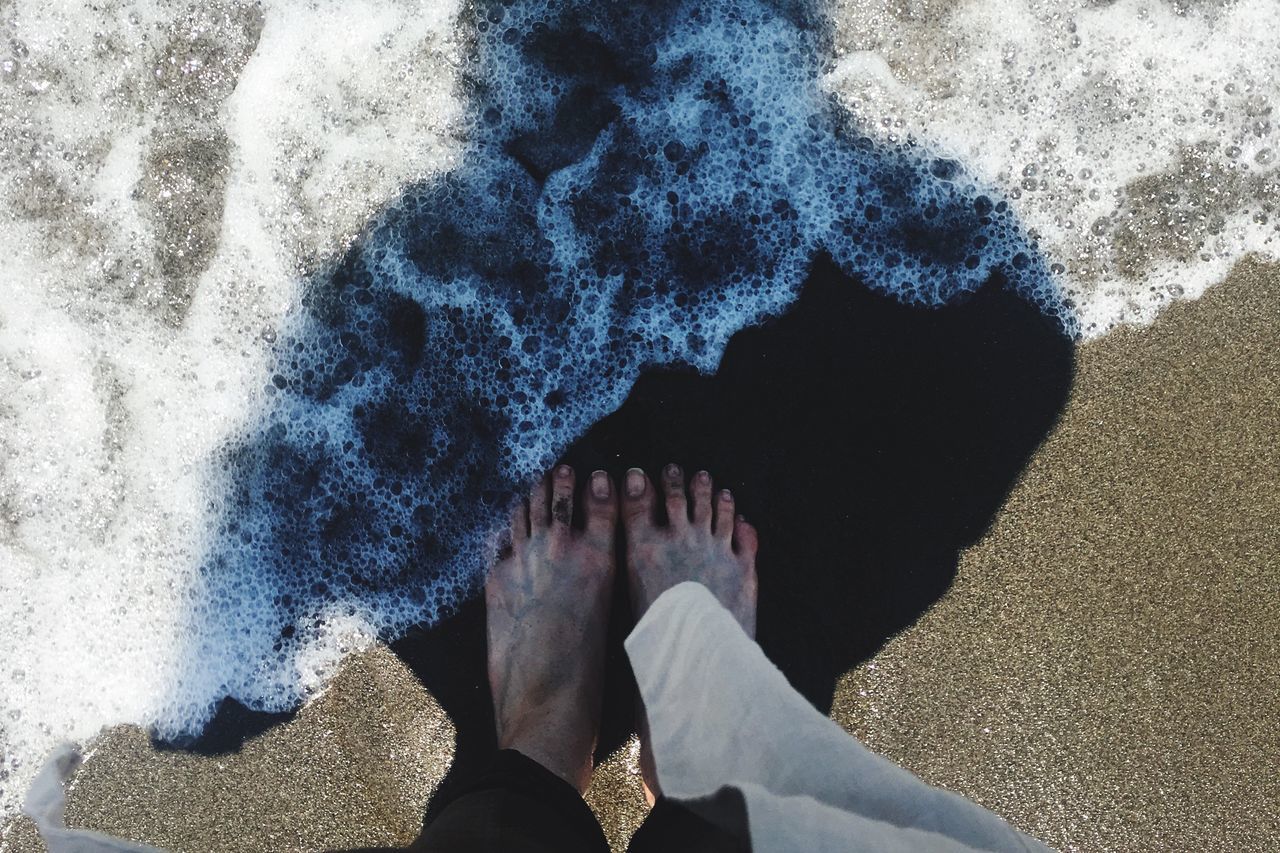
[0,0,1276,822]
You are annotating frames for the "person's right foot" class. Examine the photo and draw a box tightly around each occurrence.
[620,464,759,802]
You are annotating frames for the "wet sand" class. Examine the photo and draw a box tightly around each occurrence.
[2,257,1277,852]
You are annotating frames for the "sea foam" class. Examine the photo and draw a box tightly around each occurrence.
[0,0,1276,825]
[0,0,464,820]
[826,0,1280,333]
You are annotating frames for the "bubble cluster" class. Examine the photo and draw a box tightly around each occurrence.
[188,0,1066,724]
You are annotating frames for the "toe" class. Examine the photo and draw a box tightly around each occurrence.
[549,464,575,535]
[732,515,759,560]
[621,467,656,532]
[690,470,713,529]
[713,489,735,541]
[661,463,688,528]
[529,471,552,531]
[510,495,530,541]
[585,469,618,537]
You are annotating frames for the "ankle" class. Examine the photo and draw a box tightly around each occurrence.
[504,735,594,794]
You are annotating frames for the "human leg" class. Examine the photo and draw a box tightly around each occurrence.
[411,748,608,852]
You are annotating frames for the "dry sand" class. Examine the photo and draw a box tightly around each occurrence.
[2,257,1276,853]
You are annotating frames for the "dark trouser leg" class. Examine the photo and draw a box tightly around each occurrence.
[628,795,751,853]
[411,749,609,853]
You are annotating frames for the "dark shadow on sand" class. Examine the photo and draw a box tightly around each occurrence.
[393,254,1075,826]
[151,698,296,756]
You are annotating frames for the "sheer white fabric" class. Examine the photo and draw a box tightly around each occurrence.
[625,582,1052,853]
[24,744,162,853]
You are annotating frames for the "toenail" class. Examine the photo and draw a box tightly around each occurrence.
[720,489,732,501]
[696,470,710,484]
[626,469,646,496]
[556,464,572,478]
[665,463,681,478]
[591,470,610,498]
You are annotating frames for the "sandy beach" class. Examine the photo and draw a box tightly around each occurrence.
[834,255,1280,851]
[2,256,1277,853]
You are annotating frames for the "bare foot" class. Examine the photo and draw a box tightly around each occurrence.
[485,465,617,794]
[620,464,759,801]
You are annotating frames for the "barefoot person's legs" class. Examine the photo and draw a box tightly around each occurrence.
[410,463,753,853]
[413,466,615,853]
[618,465,1048,853]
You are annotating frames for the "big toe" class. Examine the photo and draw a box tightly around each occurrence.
[549,464,576,537]
[584,469,618,537]
[621,467,657,533]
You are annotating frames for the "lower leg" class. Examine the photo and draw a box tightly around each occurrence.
[414,466,616,852]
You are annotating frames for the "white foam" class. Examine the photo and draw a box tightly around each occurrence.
[0,0,464,820]
[825,0,1280,335]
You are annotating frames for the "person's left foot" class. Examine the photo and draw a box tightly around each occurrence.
[485,465,617,793]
